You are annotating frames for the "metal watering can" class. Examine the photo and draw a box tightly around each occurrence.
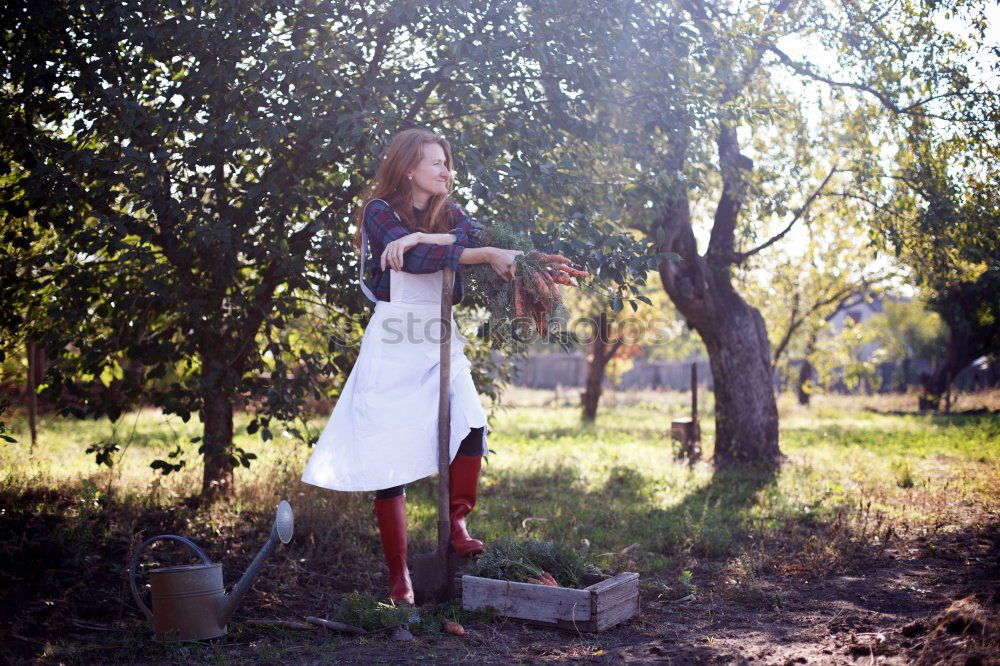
[128,500,294,641]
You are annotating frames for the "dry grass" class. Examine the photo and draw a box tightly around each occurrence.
[913,594,1000,665]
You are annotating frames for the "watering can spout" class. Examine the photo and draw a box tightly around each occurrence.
[217,500,294,625]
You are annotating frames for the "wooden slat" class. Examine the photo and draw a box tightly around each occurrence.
[587,572,639,613]
[461,575,592,623]
[593,595,640,631]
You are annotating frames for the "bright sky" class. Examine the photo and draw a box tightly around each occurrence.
[721,2,999,291]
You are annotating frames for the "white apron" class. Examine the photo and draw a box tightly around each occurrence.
[301,267,490,492]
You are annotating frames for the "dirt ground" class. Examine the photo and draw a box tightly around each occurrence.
[5,518,996,664]
[599,527,998,665]
[303,526,1000,665]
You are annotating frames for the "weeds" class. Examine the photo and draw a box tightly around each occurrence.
[334,592,420,631]
[464,535,598,587]
[333,593,495,637]
[893,461,916,488]
[677,569,697,596]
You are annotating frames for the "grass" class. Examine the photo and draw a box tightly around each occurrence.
[0,389,997,663]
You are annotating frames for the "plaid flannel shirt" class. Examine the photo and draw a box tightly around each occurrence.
[360,199,485,305]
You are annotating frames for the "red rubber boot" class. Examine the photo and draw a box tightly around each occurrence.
[373,495,414,605]
[449,454,485,556]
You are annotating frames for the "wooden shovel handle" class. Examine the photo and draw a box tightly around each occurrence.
[438,268,453,561]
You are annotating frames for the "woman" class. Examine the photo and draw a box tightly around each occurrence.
[301,128,523,605]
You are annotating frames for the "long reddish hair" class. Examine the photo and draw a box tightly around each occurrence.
[351,128,457,251]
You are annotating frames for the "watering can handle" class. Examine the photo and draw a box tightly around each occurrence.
[128,534,213,621]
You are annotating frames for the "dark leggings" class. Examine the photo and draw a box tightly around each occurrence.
[374,426,485,499]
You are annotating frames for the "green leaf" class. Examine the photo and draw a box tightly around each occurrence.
[150,459,184,475]
[611,293,623,313]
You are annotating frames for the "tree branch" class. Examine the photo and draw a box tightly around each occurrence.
[825,190,908,220]
[767,44,988,124]
[771,290,801,365]
[404,7,497,123]
[772,283,874,366]
[768,44,901,112]
[707,122,753,263]
[652,125,712,326]
[736,165,838,264]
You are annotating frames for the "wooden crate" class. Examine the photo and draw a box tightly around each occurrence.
[458,572,639,632]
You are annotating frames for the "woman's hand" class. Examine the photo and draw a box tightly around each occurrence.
[381,232,424,271]
[488,248,525,281]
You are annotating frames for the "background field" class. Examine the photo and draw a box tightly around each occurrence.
[2,389,997,664]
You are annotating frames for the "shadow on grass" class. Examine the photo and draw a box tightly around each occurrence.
[405,456,777,572]
[927,411,1000,430]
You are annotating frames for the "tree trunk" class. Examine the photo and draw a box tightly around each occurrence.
[699,295,780,464]
[201,385,235,500]
[653,121,780,466]
[581,312,622,422]
[26,341,38,451]
[919,271,1000,410]
[796,359,813,406]
[897,357,910,393]
[657,261,780,465]
[920,326,972,411]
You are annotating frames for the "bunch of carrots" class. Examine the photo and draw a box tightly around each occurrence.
[513,251,590,337]
[526,571,560,587]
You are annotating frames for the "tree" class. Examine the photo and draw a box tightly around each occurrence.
[508,0,819,464]
[506,0,993,463]
[780,1,999,409]
[0,0,642,497]
[557,269,664,422]
[0,0,470,498]
[740,207,890,403]
[884,129,999,409]
[810,313,886,396]
[790,295,874,405]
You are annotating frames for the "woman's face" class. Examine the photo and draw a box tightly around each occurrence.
[408,142,451,200]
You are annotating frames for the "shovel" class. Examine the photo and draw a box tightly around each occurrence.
[412,266,468,604]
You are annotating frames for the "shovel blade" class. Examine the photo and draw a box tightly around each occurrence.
[412,549,468,605]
